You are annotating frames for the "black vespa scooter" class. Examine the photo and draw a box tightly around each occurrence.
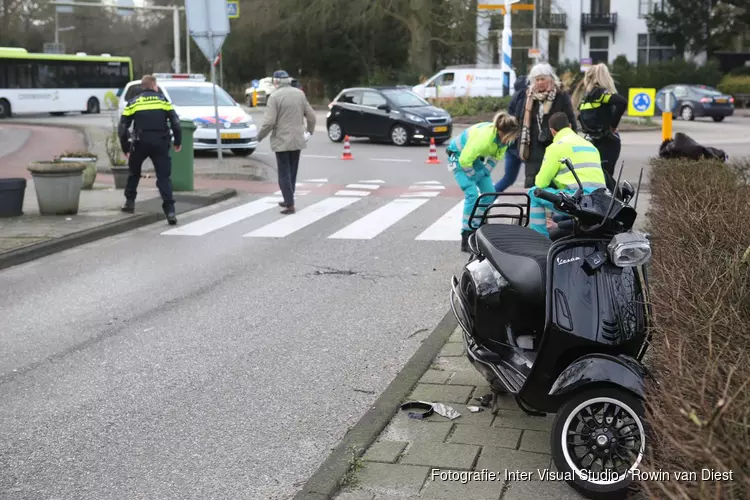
[449,159,653,499]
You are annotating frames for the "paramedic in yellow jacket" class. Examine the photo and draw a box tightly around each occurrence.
[528,111,608,237]
[446,112,520,252]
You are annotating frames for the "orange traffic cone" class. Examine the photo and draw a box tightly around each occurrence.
[425,137,441,164]
[341,135,354,160]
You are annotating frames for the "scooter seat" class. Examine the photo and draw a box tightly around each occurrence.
[475,224,551,305]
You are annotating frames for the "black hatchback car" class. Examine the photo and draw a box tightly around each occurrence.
[326,86,453,146]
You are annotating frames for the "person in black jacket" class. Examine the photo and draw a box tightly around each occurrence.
[118,74,182,225]
[512,63,577,188]
[493,75,527,192]
[575,63,627,179]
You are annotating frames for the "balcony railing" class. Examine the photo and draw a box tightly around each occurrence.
[581,12,618,32]
[537,12,567,30]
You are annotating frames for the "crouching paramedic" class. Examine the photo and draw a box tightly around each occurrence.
[118,74,182,225]
[446,112,519,252]
[528,111,607,237]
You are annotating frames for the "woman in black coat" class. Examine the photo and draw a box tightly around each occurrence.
[512,63,578,188]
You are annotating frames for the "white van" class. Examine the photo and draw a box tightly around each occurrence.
[412,65,517,99]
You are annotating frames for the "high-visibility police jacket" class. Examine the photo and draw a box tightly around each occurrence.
[577,87,627,139]
[534,127,607,191]
[118,89,182,154]
[446,122,508,177]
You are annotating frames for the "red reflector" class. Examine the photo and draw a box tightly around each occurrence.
[700,97,711,103]
[730,97,735,103]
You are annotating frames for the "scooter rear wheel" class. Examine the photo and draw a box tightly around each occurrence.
[550,387,646,499]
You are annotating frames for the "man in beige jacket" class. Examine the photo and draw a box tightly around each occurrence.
[256,70,317,214]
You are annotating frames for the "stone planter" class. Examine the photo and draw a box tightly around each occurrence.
[27,161,86,215]
[111,165,130,189]
[0,178,26,217]
[58,156,97,189]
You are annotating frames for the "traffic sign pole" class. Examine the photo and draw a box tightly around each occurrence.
[662,91,674,141]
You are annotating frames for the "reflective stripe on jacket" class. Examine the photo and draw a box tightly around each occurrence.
[446,122,507,175]
[534,127,607,191]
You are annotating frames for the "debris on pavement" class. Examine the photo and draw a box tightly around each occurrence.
[400,400,460,420]
[467,405,484,413]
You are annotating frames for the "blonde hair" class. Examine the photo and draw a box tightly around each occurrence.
[493,111,519,144]
[583,63,617,94]
[141,74,157,89]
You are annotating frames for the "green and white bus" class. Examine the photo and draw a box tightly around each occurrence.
[0,47,133,118]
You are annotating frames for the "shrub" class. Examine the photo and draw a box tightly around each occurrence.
[636,157,750,499]
[717,75,750,96]
[430,96,512,117]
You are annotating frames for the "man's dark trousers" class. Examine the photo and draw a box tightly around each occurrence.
[125,137,175,212]
[275,150,301,206]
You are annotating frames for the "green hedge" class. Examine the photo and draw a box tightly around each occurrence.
[428,96,512,117]
[717,75,750,96]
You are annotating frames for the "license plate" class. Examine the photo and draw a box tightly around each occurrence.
[221,133,241,139]
[433,126,448,132]
[715,98,727,103]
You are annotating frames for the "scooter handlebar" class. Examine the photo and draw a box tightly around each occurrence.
[533,188,563,205]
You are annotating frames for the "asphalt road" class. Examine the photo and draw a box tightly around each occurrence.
[5,108,750,191]
[2,110,749,499]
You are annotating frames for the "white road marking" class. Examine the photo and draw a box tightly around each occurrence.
[303,178,329,182]
[161,196,281,236]
[335,190,371,197]
[400,191,441,198]
[243,197,361,238]
[345,183,381,190]
[414,180,442,185]
[408,185,445,190]
[274,190,311,196]
[358,179,385,183]
[415,201,464,241]
[304,154,337,159]
[328,198,429,240]
[369,158,412,163]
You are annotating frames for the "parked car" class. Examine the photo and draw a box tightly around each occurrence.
[326,86,453,146]
[118,73,258,156]
[656,84,735,122]
[245,77,303,107]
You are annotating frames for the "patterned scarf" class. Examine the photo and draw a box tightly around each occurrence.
[518,85,559,161]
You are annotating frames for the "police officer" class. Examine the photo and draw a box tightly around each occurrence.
[576,64,626,183]
[527,112,607,237]
[118,74,182,225]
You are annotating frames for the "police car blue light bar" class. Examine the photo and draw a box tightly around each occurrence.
[153,73,206,81]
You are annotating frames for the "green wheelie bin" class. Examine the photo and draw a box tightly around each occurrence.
[170,119,195,191]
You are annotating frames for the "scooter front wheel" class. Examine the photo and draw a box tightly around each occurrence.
[550,387,646,499]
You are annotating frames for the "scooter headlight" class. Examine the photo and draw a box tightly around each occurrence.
[607,232,652,267]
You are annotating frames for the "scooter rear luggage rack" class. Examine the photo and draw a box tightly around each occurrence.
[468,192,532,228]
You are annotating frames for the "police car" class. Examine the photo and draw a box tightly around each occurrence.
[118,73,259,156]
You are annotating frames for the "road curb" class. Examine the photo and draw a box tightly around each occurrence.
[292,309,458,500]
[0,188,237,272]
[3,120,95,151]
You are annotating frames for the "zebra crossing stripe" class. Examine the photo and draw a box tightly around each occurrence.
[161,196,281,236]
[335,190,371,197]
[415,201,464,241]
[400,191,441,198]
[328,198,429,240]
[243,197,362,238]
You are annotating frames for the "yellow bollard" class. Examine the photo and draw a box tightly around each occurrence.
[252,89,258,107]
[662,111,673,141]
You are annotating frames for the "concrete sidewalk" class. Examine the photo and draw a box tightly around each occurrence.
[0,179,235,270]
[331,325,587,500]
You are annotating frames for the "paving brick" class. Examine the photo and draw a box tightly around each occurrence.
[475,447,551,479]
[364,441,408,463]
[420,469,504,500]
[501,478,589,499]
[431,356,471,373]
[399,442,480,469]
[379,414,453,443]
[518,430,551,454]
[438,342,465,357]
[447,369,488,386]
[334,490,376,500]
[419,369,451,384]
[352,462,430,496]
[425,405,495,426]
[448,327,464,343]
[492,409,555,432]
[448,423,521,450]
[407,383,474,405]
[373,495,423,500]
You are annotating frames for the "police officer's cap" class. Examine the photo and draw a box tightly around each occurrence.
[273,70,290,79]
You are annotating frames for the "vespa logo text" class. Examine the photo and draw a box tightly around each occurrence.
[556,256,581,265]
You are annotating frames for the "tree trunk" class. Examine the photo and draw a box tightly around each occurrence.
[408,0,433,76]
